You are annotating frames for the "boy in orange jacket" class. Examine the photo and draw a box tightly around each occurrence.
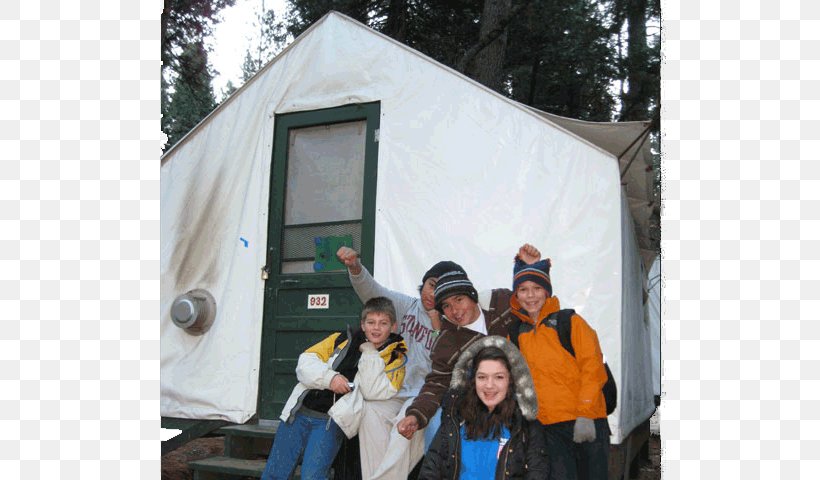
[509,247,610,480]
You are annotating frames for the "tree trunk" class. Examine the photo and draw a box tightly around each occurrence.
[527,57,540,106]
[462,0,512,91]
[620,0,650,121]
[383,0,408,42]
[161,0,172,73]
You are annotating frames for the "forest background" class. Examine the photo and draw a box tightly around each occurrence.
[160,0,661,251]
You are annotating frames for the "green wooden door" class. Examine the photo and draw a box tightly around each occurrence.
[258,103,380,421]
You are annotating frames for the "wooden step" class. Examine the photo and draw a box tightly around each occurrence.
[189,456,266,479]
[218,422,279,438]
[218,422,278,459]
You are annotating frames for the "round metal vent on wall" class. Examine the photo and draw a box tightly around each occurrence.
[170,289,216,335]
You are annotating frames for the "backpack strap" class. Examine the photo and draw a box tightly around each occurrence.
[543,309,576,357]
[508,318,534,348]
[544,309,618,415]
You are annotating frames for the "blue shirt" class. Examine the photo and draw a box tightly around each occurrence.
[458,424,511,480]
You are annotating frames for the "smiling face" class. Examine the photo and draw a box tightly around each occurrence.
[475,359,511,412]
[440,294,480,327]
[420,277,437,310]
[515,280,549,320]
[362,312,394,348]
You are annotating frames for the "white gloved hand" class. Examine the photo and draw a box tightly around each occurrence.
[359,342,377,353]
[572,417,596,443]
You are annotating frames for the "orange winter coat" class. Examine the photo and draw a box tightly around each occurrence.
[510,295,608,426]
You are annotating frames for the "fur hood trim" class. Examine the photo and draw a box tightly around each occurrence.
[449,335,538,421]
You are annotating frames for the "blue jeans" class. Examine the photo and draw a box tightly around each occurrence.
[261,411,345,480]
[423,407,442,452]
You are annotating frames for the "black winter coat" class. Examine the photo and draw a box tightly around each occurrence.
[418,389,549,480]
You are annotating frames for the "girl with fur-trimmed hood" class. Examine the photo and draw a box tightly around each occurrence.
[419,335,548,479]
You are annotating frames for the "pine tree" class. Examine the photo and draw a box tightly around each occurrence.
[612,0,660,123]
[164,41,217,146]
[234,1,288,85]
[255,6,287,68]
[459,0,513,91]
[220,79,238,102]
[504,0,618,120]
[241,49,258,82]
[162,0,236,148]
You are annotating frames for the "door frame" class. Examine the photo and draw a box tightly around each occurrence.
[257,102,381,421]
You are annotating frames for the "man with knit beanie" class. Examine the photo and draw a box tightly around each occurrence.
[336,247,466,479]
[393,257,536,447]
[509,244,610,480]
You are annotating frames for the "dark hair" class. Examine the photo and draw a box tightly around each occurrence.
[360,296,397,325]
[458,347,517,440]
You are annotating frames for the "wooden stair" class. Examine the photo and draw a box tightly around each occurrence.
[188,456,268,479]
[187,420,366,479]
[188,422,279,480]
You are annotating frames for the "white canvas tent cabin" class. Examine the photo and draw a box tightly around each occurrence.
[160,10,658,450]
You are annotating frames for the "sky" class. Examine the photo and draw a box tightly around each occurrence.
[208,0,291,96]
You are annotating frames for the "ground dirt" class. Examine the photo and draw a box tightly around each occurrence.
[634,434,661,480]
[162,436,225,480]
[161,433,662,480]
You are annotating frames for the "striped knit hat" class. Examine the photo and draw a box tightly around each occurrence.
[422,261,463,286]
[434,265,479,313]
[513,257,552,297]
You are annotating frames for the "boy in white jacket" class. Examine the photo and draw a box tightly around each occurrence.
[337,247,459,479]
[260,297,407,480]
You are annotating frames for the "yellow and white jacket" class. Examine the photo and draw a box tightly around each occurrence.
[279,327,407,438]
